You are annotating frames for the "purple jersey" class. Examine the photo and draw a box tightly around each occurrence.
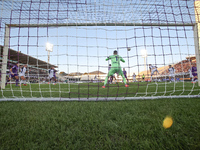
[123,70,126,75]
[123,70,127,78]
[49,69,56,74]
[191,66,197,73]
[11,65,18,74]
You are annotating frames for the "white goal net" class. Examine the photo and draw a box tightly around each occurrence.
[0,0,200,101]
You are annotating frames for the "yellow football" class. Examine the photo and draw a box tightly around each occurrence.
[163,116,173,129]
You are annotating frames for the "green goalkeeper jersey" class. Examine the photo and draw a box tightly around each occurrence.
[106,55,125,67]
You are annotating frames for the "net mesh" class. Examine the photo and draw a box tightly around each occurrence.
[0,0,200,101]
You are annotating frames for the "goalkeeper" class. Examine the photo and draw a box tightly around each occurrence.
[102,50,129,88]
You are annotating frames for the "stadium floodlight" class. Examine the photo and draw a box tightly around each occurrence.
[46,42,53,64]
[141,49,147,72]
[141,49,147,58]
[46,42,53,52]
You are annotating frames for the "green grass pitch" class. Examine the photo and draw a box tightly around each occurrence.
[1,81,200,98]
[0,82,200,149]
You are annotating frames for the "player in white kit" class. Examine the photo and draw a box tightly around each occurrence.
[19,64,27,86]
[168,65,176,82]
[48,67,57,84]
[149,64,159,81]
[132,73,136,82]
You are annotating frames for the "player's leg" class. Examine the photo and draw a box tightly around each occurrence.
[49,75,52,84]
[102,69,115,87]
[52,77,56,85]
[151,69,156,80]
[195,75,198,81]
[193,73,198,81]
[110,76,113,84]
[53,75,57,83]
[118,69,128,87]
[169,74,171,82]
[156,69,159,74]
[15,75,19,86]
[20,76,23,85]
[125,74,128,82]
[123,74,128,83]
[21,76,27,85]
[6,76,11,86]
[172,74,176,82]
[172,75,177,82]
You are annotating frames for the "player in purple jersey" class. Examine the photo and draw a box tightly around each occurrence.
[123,68,128,82]
[191,63,198,82]
[6,63,19,86]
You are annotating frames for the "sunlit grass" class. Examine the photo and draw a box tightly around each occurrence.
[0,81,200,99]
[0,98,200,149]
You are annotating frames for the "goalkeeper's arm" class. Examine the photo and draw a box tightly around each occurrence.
[106,56,110,61]
[120,56,125,63]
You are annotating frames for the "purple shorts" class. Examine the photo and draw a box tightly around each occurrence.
[53,75,56,78]
[192,73,197,77]
[124,74,127,78]
[10,73,18,78]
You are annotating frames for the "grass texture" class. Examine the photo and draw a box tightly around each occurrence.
[0,98,200,149]
[0,81,200,98]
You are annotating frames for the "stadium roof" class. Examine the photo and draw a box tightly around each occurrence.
[0,46,57,69]
[88,71,106,75]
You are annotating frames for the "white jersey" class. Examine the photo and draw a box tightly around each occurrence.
[19,67,26,77]
[149,66,156,70]
[168,67,175,74]
[150,65,159,75]
[133,74,136,80]
[49,69,54,78]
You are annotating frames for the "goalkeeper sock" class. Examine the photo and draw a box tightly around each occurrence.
[104,76,109,86]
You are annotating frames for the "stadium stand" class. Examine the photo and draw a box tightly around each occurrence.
[80,71,106,82]
[138,57,197,81]
[0,46,58,83]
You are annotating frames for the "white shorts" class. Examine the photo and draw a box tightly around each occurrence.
[151,69,158,75]
[19,73,25,77]
[49,75,54,79]
[169,73,175,77]
[189,73,193,78]
[133,77,136,80]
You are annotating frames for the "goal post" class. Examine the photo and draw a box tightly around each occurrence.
[194,1,200,87]
[1,25,10,89]
[193,25,200,86]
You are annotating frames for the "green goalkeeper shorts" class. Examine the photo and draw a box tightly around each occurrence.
[108,67,123,76]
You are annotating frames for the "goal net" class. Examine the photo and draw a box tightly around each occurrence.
[0,0,200,101]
